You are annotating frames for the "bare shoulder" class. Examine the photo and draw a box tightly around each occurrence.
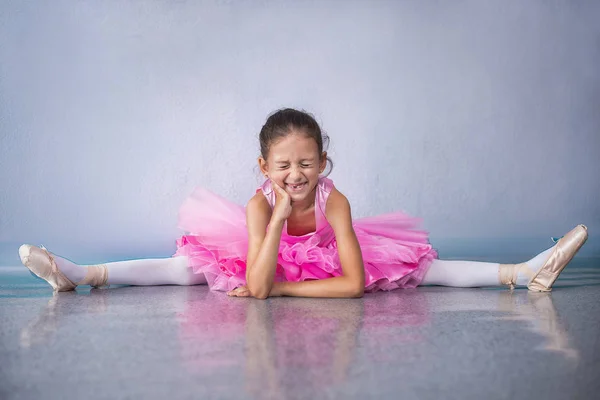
[246,192,273,234]
[246,191,272,219]
[325,187,352,223]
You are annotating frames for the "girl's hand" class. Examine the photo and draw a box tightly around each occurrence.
[227,286,252,297]
[271,180,292,223]
[226,283,283,298]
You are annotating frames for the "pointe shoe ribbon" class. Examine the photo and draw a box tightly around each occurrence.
[499,262,531,291]
[79,265,109,288]
[38,246,109,289]
[528,224,588,292]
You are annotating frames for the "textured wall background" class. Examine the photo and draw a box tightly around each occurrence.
[1,1,599,265]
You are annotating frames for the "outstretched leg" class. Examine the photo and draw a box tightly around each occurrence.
[61,255,205,286]
[421,224,588,290]
[421,246,553,287]
[19,244,206,291]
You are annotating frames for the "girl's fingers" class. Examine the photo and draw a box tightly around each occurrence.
[271,180,290,199]
[271,180,285,194]
[227,286,251,297]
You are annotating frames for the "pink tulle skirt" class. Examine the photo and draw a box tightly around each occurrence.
[173,187,438,292]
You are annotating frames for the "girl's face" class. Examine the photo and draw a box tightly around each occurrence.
[259,132,327,204]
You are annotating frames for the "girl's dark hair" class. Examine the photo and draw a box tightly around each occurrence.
[259,108,333,176]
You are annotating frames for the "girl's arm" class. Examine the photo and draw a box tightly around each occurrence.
[244,192,285,299]
[271,188,365,298]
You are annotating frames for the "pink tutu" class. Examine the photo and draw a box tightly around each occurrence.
[174,177,437,292]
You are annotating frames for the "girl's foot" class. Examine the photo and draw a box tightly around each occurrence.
[19,244,108,292]
[499,225,588,291]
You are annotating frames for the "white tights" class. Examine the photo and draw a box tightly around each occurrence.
[56,255,206,286]
[52,245,555,289]
[421,259,501,287]
[103,256,207,286]
[421,246,555,287]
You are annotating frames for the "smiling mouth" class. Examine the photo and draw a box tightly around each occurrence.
[285,182,307,192]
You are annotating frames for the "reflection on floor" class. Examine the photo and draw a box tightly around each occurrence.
[1,262,599,400]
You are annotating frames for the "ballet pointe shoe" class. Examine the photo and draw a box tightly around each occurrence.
[19,245,76,292]
[498,225,588,291]
[19,244,108,292]
[527,225,588,292]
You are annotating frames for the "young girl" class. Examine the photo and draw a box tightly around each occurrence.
[19,108,588,298]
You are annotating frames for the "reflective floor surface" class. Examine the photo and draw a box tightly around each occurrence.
[1,263,599,400]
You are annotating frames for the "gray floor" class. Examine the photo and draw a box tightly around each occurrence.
[1,262,599,400]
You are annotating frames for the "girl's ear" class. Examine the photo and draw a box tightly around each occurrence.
[320,152,328,173]
[258,157,269,177]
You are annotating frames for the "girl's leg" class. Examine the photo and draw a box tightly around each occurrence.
[82,256,207,286]
[421,224,588,289]
[421,246,556,288]
[20,245,206,289]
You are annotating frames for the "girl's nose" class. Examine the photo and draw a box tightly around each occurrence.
[289,166,303,178]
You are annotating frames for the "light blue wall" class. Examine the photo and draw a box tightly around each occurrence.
[1,1,599,265]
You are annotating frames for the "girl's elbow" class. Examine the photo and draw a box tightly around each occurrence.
[348,285,364,298]
[252,290,270,300]
[247,281,271,300]
[346,278,365,298]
